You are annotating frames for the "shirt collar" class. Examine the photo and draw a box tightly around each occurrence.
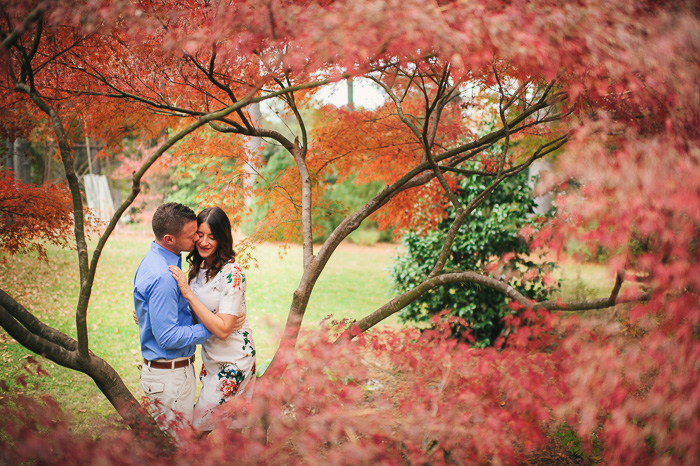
[151,241,182,267]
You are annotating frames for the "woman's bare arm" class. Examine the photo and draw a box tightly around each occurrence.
[169,265,244,339]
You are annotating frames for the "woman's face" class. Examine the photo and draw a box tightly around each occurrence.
[196,221,218,267]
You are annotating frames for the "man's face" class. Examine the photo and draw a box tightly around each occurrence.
[169,220,199,255]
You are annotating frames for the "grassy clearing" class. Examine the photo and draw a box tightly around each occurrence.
[0,232,399,432]
[0,231,615,433]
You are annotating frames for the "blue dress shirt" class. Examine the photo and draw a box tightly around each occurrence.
[134,241,211,361]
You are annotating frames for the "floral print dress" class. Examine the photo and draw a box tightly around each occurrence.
[189,262,256,430]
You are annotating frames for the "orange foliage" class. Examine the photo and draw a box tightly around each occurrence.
[0,171,73,260]
[171,128,253,226]
[307,93,467,233]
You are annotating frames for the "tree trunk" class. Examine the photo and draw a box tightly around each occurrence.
[244,102,263,206]
[42,137,51,183]
[84,356,171,446]
[13,138,32,183]
[3,138,13,172]
[0,289,166,442]
[347,78,354,110]
[13,138,32,184]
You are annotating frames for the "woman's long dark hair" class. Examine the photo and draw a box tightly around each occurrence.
[186,207,236,282]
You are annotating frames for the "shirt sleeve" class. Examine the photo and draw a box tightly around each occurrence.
[148,273,211,349]
[218,263,246,316]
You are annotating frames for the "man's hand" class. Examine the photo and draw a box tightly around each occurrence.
[133,310,138,325]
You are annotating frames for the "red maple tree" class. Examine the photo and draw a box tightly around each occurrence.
[0,0,697,461]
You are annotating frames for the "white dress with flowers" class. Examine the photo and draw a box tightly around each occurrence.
[189,262,256,430]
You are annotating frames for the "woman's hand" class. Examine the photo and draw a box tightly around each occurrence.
[169,265,194,300]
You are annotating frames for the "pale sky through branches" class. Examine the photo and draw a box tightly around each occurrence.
[260,78,385,128]
[313,78,386,109]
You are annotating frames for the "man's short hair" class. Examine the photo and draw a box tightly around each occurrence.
[152,203,197,240]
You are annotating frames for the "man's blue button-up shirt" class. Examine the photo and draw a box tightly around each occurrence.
[134,241,211,361]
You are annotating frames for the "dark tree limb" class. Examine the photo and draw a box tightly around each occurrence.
[0,299,79,368]
[0,291,164,441]
[0,288,77,352]
[1,4,44,50]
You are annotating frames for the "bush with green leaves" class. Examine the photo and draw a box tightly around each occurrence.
[391,171,554,347]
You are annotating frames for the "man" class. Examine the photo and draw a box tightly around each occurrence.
[134,202,242,432]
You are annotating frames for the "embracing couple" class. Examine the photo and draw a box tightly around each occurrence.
[133,203,256,434]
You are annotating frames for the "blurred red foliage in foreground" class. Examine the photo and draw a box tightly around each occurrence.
[2,305,697,464]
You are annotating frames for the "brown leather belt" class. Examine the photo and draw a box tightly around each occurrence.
[143,355,195,369]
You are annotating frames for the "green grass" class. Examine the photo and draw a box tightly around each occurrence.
[0,232,616,433]
[0,233,399,432]
[553,261,624,301]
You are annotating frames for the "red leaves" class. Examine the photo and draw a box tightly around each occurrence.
[0,1,698,463]
[0,315,697,464]
[0,171,74,259]
[0,378,163,465]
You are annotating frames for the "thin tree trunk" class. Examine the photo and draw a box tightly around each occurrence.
[347,78,354,110]
[42,136,51,183]
[3,138,14,173]
[13,138,32,184]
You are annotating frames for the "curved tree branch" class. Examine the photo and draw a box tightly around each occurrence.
[0,289,165,438]
[0,288,77,352]
[336,270,651,342]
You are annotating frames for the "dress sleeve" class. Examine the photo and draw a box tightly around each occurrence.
[217,262,246,316]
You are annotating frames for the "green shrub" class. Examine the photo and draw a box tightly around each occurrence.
[391,170,554,347]
[556,422,602,463]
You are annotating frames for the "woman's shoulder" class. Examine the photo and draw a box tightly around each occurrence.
[217,261,246,289]
[220,260,244,275]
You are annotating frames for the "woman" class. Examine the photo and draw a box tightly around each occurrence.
[169,207,255,431]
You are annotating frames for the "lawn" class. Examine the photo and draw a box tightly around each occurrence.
[0,230,615,433]
[0,231,399,432]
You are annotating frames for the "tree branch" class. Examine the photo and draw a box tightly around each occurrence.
[0,288,78,352]
[185,48,254,132]
[0,301,82,370]
[368,74,423,140]
[1,4,44,50]
[336,271,651,341]
[15,81,92,359]
[0,289,166,438]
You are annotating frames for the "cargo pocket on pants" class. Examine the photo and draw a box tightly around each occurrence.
[141,380,165,395]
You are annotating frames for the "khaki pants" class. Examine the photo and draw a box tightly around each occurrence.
[140,361,196,433]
